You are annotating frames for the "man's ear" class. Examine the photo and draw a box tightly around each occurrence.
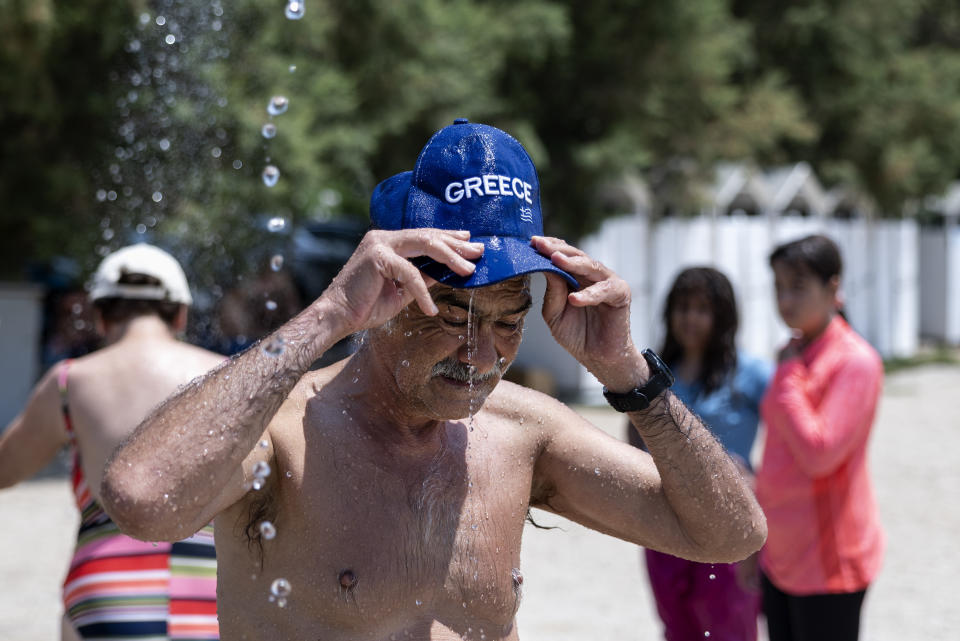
[173,305,189,334]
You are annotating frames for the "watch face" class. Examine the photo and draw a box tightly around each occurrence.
[642,349,675,387]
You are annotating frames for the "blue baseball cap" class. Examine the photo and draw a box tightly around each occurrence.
[370,119,579,289]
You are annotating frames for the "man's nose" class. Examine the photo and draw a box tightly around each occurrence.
[458,323,498,375]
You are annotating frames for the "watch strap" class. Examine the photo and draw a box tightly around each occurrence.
[602,349,674,412]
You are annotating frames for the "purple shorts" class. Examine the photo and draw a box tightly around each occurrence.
[645,548,760,641]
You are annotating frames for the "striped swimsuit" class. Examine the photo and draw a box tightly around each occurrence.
[58,361,219,640]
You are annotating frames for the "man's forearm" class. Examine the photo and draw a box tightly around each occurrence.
[628,392,767,562]
[101,298,347,539]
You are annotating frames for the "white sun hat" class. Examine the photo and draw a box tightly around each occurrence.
[89,243,193,305]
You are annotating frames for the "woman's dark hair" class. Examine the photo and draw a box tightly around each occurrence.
[93,273,182,325]
[768,234,843,284]
[660,267,738,395]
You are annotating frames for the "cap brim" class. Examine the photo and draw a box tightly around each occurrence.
[412,235,579,290]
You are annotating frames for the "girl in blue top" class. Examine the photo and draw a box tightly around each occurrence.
[628,266,771,641]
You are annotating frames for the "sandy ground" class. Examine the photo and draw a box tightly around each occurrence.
[1,363,958,640]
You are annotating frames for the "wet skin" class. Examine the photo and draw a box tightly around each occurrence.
[103,229,767,641]
[216,282,540,640]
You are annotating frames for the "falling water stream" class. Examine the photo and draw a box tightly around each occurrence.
[250,0,307,609]
[466,290,478,431]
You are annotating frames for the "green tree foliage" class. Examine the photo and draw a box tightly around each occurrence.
[732,0,960,215]
[3,0,960,282]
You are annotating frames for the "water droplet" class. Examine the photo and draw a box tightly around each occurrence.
[471,524,478,530]
[285,470,292,478]
[262,165,280,187]
[253,461,271,479]
[211,147,222,158]
[265,300,278,311]
[164,34,176,45]
[259,439,269,449]
[709,573,716,580]
[401,360,410,367]
[107,191,117,201]
[155,15,166,26]
[259,521,277,540]
[270,578,292,599]
[267,95,289,116]
[136,223,147,234]
[462,602,467,608]
[139,13,150,25]
[267,216,286,232]
[704,633,711,638]
[262,336,285,356]
[152,191,163,202]
[232,159,243,170]
[415,599,422,606]
[158,138,170,151]
[252,479,263,491]
[261,123,277,139]
[289,64,297,73]
[102,228,114,240]
[284,0,305,20]
[594,467,601,475]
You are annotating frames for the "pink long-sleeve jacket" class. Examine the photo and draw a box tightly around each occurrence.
[756,315,885,595]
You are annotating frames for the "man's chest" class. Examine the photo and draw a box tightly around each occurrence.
[251,424,535,627]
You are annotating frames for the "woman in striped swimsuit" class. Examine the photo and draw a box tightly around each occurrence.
[0,244,224,640]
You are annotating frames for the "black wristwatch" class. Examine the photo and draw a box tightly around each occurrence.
[602,349,675,412]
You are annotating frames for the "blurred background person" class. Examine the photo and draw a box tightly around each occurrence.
[216,265,302,355]
[757,234,885,641]
[0,243,223,640]
[629,266,771,641]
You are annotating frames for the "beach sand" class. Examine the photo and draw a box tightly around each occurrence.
[2,364,958,640]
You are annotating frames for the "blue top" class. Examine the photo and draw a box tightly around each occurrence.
[670,352,772,469]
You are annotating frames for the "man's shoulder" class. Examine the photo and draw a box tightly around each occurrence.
[484,378,571,419]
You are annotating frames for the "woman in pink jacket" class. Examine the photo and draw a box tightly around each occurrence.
[757,234,884,641]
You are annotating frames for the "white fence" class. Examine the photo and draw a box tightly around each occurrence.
[919,224,960,345]
[514,215,926,400]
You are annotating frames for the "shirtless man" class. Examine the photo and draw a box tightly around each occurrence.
[102,121,766,641]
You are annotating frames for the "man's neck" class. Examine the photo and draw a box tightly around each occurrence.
[341,346,447,450]
[105,315,177,345]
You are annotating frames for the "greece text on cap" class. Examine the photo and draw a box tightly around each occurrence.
[444,175,533,205]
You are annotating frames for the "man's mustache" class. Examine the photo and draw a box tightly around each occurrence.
[431,357,505,383]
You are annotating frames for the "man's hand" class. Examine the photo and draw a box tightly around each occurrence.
[321,229,483,338]
[532,236,646,390]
